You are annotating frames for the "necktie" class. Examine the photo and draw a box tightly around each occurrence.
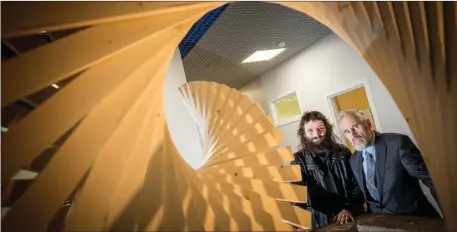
[365,152,379,201]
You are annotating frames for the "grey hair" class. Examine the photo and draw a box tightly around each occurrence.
[338,109,371,127]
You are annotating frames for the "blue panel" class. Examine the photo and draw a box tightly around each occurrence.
[178,3,230,59]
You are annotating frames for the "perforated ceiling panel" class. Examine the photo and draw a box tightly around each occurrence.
[182,2,332,89]
[178,3,230,59]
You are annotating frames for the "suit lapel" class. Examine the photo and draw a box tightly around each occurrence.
[354,151,367,199]
[374,132,387,201]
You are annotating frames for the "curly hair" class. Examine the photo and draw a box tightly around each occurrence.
[297,111,343,152]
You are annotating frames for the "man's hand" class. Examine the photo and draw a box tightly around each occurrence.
[294,227,309,232]
[333,209,355,225]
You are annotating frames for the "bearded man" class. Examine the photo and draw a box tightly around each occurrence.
[339,109,441,218]
[288,111,364,230]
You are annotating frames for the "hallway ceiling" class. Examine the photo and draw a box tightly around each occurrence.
[181,2,332,89]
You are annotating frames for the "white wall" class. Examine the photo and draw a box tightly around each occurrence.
[239,78,269,113]
[241,33,413,153]
[164,49,202,169]
[239,33,442,215]
[364,72,413,138]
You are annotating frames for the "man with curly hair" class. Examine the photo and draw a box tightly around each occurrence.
[288,111,364,230]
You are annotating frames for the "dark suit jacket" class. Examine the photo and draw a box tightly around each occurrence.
[349,132,440,217]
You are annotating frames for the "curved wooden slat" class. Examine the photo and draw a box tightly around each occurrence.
[2,2,456,231]
[1,5,219,107]
[200,147,294,171]
[63,71,166,230]
[1,37,179,231]
[167,145,206,231]
[161,130,189,232]
[103,109,166,230]
[1,21,195,184]
[205,172,308,203]
[204,171,310,229]
[1,2,223,38]
[282,2,456,229]
[180,162,238,231]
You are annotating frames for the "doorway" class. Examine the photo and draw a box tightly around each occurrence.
[329,84,379,152]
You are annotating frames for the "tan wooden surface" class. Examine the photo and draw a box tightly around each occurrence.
[1,2,456,231]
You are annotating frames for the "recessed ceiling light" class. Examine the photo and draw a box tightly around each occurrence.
[242,48,286,64]
[52,84,60,89]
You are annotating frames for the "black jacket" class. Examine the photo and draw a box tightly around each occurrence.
[292,147,364,229]
[349,132,440,217]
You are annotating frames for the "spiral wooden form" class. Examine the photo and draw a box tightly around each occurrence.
[1,2,456,231]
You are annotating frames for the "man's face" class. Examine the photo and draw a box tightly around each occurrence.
[304,120,327,145]
[340,115,373,151]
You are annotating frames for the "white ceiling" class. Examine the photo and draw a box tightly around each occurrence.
[182,2,332,89]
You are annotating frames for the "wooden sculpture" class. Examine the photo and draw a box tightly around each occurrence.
[1,1,456,231]
[179,81,310,231]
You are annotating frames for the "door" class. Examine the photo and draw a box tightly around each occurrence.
[332,86,377,152]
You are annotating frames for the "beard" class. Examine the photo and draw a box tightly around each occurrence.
[352,136,369,151]
[304,136,334,153]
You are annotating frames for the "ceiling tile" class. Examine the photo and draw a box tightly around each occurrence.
[182,2,332,89]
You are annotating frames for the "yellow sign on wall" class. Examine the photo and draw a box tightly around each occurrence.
[273,93,301,122]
